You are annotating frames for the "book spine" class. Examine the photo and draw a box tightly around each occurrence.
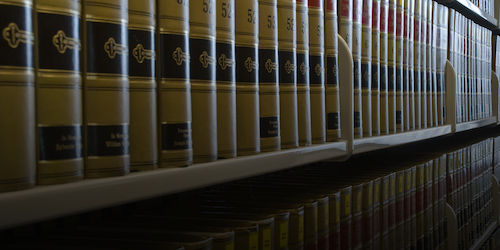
[402,0,409,131]
[410,0,418,131]
[425,161,435,249]
[425,0,433,128]
[413,0,421,129]
[371,0,381,136]
[437,4,447,125]
[432,158,440,249]
[460,15,467,123]
[308,0,326,144]
[329,191,341,249]
[380,175,391,250]
[362,181,374,249]
[352,184,364,249]
[360,0,372,138]
[190,0,217,163]
[416,165,425,249]
[83,0,130,178]
[128,0,157,171]
[340,186,353,250]
[35,0,83,183]
[419,0,427,129]
[395,0,403,132]
[258,0,280,152]
[157,0,193,167]
[395,170,405,249]
[388,173,397,249]
[410,167,417,250]
[403,169,411,249]
[235,0,260,156]
[431,2,438,127]
[216,0,237,158]
[296,0,312,147]
[325,0,340,141]
[353,0,363,137]
[0,0,35,191]
[372,178,382,250]
[277,0,299,149]
[379,0,389,135]
[387,0,396,134]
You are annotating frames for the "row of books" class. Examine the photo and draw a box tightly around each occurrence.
[0,0,497,194]
[482,226,500,250]
[470,0,495,17]
[449,9,493,123]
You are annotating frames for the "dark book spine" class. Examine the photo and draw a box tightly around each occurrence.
[325,0,340,141]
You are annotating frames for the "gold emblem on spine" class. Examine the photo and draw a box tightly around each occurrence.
[299,62,309,75]
[2,23,34,48]
[284,60,296,74]
[244,57,257,72]
[173,47,190,65]
[52,30,81,53]
[315,63,323,76]
[104,37,128,59]
[199,51,215,68]
[218,54,234,70]
[265,59,277,73]
[133,44,155,63]
[332,64,338,77]
[364,70,369,81]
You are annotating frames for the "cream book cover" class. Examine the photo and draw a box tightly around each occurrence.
[129,0,157,171]
[361,0,373,137]
[83,0,130,178]
[413,0,422,130]
[325,0,340,141]
[387,0,396,134]
[419,0,427,129]
[0,0,36,191]
[296,0,312,146]
[35,0,83,184]
[371,0,381,136]
[353,0,363,137]
[278,0,298,149]
[379,0,389,135]
[425,0,433,128]
[258,0,280,152]
[235,0,260,155]
[308,0,326,144]
[395,0,403,132]
[157,0,193,167]
[190,0,217,163]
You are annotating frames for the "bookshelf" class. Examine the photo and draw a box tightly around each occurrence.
[438,0,499,30]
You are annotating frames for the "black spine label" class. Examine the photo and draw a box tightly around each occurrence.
[260,116,279,138]
[361,62,371,89]
[396,68,402,91]
[259,48,278,83]
[372,63,379,90]
[354,111,361,128]
[327,112,340,130]
[236,45,258,83]
[279,50,296,84]
[420,71,426,91]
[0,3,33,68]
[296,52,309,84]
[380,65,388,91]
[217,42,236,83]
[87,125,129,157]
[396,110,402,124]
[86,21,128,75]
[354,60,361,89]
[38,12,79,71]
[129,29,154,77]
[426,72,431,92]
[190,37,215,81]
[326,56,338,86]
[162,123,192,150]
[403,69,407,91]
[413,70,420,92]
[436,74,442,92]
[388,66,395,91]
[310,55,324,85]
[161,33,189,79]
[39,126,82,161]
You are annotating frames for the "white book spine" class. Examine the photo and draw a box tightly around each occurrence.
[388,0,396,133]
[258,0,280,152]
[361,0,373,137]
[83,0,130,178]
[308,0,326,144]
[379,0,389,134]
[190,0,217,163]
[325,0,340,141]
[296,0,312,146]
[353,0,363,137]
[216,0,237,158]
[425,0,433,127]
[413,0,422,129]
[420,0,427,128]
[157,0,193,167]
[35,0,84,183]
[395,0,403,132]
[0,0,36,191]
[371,0,381,136]
[129,0,157,171]
[278,0,298,149]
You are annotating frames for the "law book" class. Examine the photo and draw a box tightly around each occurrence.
[361,0,373,137]
[157,0,193,168]
[351,183,364,249]
[128,0,157,171]
[190,0,217,163]
[388,172,397,249]
[34,0,83,184]
[395,170,405,249]
[258,0,280,152]
[402,0,410,131]
[449,9,458,123]
[415,164,425,249]
[419,0,427,129]
[379,174,391,249]
[395,0,403,132]
[328,191,341,249]
[410,0,418,131]
[387,0,396,133]
[403,168,411,249]
[379,0,389,135]
[437,154,447,248]
[431,156,440,248]
[277,0,299,149]
[0,0,35,191]
[235,0,260,156]
[437,4,448,125]
[353,0,363,137]
[308,0,326,144]
[83,0,130,178]
[296,0,312,146]
[325,0,340,141]
[371,0,381,136]
[425,0,433,128]
[216,0,237,158]
[431,1,438,127]
[372,177,382,250]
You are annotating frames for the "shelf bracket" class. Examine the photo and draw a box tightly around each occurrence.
[337,34,354,160]
[492,70,499,125]
[445,60,457,134]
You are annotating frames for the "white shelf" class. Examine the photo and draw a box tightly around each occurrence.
[439,0,499,30]
[455,117,498,133]
[353,125,453,155]
[0,141,347,230]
